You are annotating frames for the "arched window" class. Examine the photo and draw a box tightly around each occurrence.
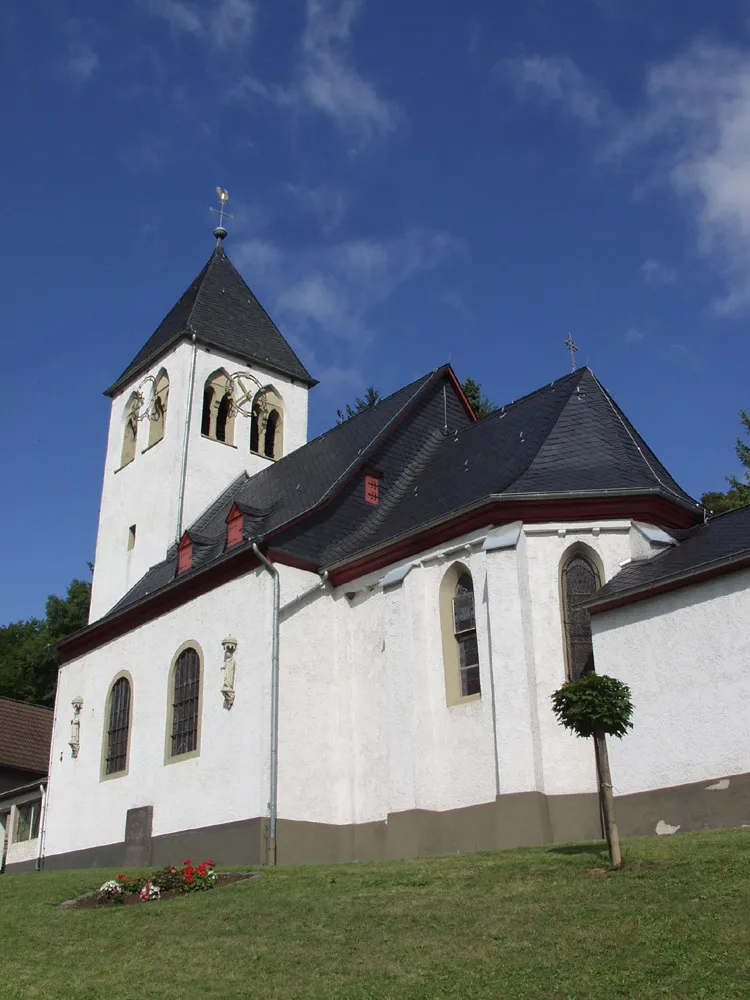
[201,386,214,436]
[169,646,201,758]
[264,409,280,458]
[201,370,235,445]
[250,386,284,460]
[147,370,169,448]
[440,563,481,705]
[104,675,132,776]
[561,550,602,682]
[120,393,139,468]
[216,393,231,442]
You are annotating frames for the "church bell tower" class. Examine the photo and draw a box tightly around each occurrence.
[88,199,316,623]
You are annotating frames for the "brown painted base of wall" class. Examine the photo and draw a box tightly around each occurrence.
[7,772,748,873]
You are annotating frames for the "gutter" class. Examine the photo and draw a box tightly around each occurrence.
[35,782,47,872]
[322,487,698,575]
[252,543,280,867]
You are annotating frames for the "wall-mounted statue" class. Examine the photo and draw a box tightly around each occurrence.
[69,696,83,758]
[221,637,238,710]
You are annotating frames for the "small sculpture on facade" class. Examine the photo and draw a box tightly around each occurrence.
[221,637,238,709]
[69,696,83,758]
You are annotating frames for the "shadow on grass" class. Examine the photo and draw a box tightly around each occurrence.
[547,843,608,857]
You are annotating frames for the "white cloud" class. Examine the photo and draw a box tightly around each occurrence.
[68,42,99,82]
[503,54,608,127]
[235,0,401,150]
[284,182,348,233]
[260,229,460,344]
[638,257,677,285]
[505,41,750,315]
[233,238,282,274]
[625,327,645,344]
[148,0,255,50]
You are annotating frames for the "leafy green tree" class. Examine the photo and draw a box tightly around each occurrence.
[551,673,634,869]
[701,409,750,513]
[461,377,496,420]
[337,387,382,423]
[0,579,91,706]
[337,378,496,424]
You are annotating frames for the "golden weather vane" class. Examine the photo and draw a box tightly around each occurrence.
[210,187,233,241]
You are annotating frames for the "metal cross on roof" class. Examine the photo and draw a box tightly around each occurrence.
[210,187,234,242]
[564,333,579,372]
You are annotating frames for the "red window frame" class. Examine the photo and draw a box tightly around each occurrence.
[177,535,193,575]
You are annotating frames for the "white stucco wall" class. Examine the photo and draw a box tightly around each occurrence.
[592,567,750,795]
[89,343,309,622]
[49,518,653,860]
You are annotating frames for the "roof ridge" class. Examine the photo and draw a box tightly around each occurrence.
[0,696,53,712]
[448,368,584,442]
[586,370,697,508]
[704,502,750,523]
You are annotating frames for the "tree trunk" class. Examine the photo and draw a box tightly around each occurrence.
[594,730,622,869]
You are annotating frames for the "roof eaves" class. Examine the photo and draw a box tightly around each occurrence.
[587,547,750,613]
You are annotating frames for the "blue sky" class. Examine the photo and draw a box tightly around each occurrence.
[3,0,750,621]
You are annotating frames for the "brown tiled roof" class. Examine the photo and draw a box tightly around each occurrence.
[0,698,53,774]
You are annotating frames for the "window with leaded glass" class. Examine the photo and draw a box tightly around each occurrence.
[171,648,201,757]
[105,676,131,775]
[453,573,481,696]
[561,553,601,682]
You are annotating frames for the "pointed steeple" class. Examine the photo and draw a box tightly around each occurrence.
[106,245,316,397]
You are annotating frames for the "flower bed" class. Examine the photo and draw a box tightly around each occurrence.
[61,861,257,909]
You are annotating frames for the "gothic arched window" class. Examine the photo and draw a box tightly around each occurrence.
[148,369,169,448]
[250,386,284,460]
[561,551,602,682]
[440,563,482,705]
[120,393,139,468]
[104,674,132,776]
[201,370,235,445]
[169,646,201,758]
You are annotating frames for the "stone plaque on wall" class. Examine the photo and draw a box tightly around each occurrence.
[124,806,153,867]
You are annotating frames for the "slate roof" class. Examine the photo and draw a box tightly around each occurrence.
[106,244,315,396]
[588,504,750,609]
[0,698,53,775]
[108,365,700,617]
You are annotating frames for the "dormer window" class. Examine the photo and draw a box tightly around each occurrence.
[226,505,244,549]
[365,472,380,506]
[177,534,193,575]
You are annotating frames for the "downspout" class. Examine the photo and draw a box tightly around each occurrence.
[176,334,198,542]
[34,782,47,871]
[252,543,280,866]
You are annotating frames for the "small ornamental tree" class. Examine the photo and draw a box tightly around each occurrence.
[551,673,634,868]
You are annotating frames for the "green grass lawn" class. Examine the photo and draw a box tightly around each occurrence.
[1,829,749,999]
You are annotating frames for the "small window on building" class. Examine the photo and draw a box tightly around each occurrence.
[105,676,132,776]
[120,393,140,468]
[127,525,136,551]
[201,370,235,445]
[177,535,192,575]
[227,507,244,548]
[170,647,201,757]
[440,563,481,705]
[561,551,601,682]
[147,369,169,447]
[15,800,41,843]
[453,574,480,696]
[250,386,284,460]
[365,474,380,505]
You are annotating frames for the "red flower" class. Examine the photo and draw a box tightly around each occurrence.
[183,859,191,866]
[184,875,194,883]
[207,860,214,866]
[116,874,125,881]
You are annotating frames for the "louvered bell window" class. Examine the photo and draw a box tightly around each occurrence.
[171,648,200,756]
[453,573,480,696]
[561,555,601,681]
[106,677,131,775]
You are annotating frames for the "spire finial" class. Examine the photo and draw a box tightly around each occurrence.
[210,187,233,244]
[564,332,579,372]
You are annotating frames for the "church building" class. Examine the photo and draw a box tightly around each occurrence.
[22,225,749,872]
